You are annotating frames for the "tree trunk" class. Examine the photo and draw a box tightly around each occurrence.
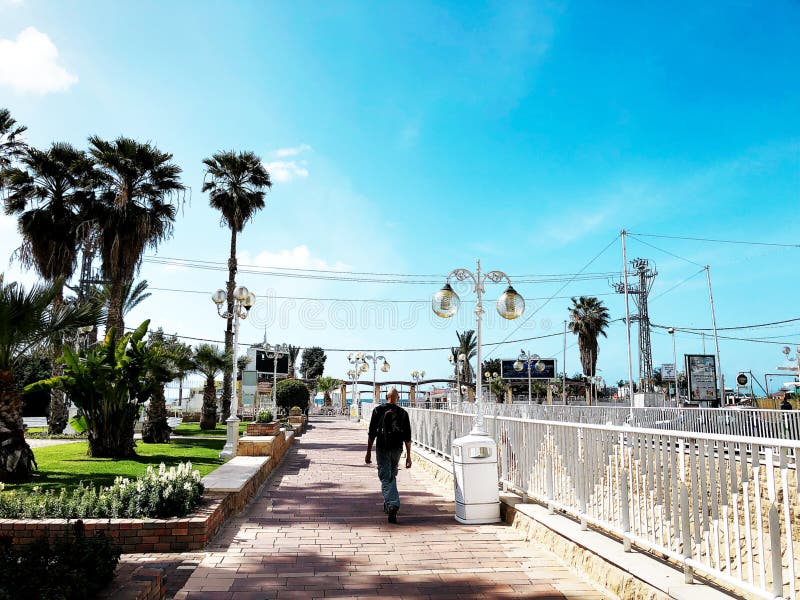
[106,277,126,340]
[178,377,183,407]
[0,370,37,481]
[200,378,218,430]
[47,291,69,434]
[221,229,237,422]
[86,403,138,458]
[141,385,171,443]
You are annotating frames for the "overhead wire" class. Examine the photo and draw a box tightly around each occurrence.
[629,232,800,249]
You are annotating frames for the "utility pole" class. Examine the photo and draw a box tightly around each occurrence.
[562,320,567,403]
[620,231,635,412]
[705,266,724,406]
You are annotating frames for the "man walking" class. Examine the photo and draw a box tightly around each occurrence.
[365,387,412,523]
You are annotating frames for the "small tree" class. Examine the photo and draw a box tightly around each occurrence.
[30,321,158,458]
[193,343,227,430]
[316,376,340,407]
[141,328,184,444]
[489,377,507,403]
[299,347,326,380]
[276,379,309,413]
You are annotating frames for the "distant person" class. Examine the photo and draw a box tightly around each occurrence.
[365,387,411,523]
[781,398,792,411]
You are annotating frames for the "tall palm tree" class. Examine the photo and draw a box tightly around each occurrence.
[3,143,95,434]
[568,296,610,382]
[88,136,184,338]
[0,108,26,177]
[0,276,102,480]
[287,345,300,378]
[193,343,228,430]
[316,376,340,407]
[455,330,478,384]
[171,341,195,408]
[202,151,271,421]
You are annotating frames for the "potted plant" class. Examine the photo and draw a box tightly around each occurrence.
[288,405,306,425]
[245,409,280,436]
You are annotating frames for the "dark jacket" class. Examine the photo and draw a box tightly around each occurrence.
[368,403,411,450]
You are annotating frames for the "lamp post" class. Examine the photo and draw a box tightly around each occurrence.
[362,352,390,403]
[212,285,256,458]
[668,327,679,407]
[449,352,467,403]
[347,353,369,413]
[410,370,426,405]
[264,342,288,412]
[513,351,545,403]
[432,260,524,434]
[484,371,504,403]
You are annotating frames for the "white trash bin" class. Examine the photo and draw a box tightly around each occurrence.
[452,432,501,524]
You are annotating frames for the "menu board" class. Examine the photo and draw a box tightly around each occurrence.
[685,354,718,403]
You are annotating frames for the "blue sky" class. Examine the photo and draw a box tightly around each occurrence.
[1,0,798,393]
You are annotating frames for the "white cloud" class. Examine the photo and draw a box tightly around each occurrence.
[274,144,312,157]
[0,27,78,94]
[264,144,312,182]
[239,245,350,273]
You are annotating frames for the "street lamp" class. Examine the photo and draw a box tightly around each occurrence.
[448,352,467,403]
[212,285,256,458]
[513,350,545,403]
[347,353,369,413]
[432,260,524,435]
[484,371,504,403]
[264,342,289,412]
[410,370,426,405]
[668,327,679,407]
[362,352,390,403]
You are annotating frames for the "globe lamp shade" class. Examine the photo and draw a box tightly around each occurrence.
[432,283,460,318]
[496,285,524,320]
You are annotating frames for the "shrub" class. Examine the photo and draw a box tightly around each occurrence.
[0,521,119,600]
[289,405,303,416]
[255,410,273,423]
[0,461,204,519]
[69,415,88,433]
[276,379,309,412]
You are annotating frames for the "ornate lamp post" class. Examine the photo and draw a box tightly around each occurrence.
[264,342,288,412]
[513,351,545,403]
[362,352,390,403]
[347,353,369,413]
[432,260,524,433]
[410,370,426,405]
[448,352,467,403]
[212,285,256,458]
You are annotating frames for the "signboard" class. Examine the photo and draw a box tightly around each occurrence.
[661,363,676,381]
[254,349,289,375]
[685,354,718,404]
[736,373,748,386]
[501,358,557,380]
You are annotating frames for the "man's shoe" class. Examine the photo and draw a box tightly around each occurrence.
[383,502,388,514]
[387,505,398,524]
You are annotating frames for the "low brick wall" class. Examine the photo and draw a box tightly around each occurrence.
[100,565,166,600]
[245,421,281,436]
[1,434,290,553]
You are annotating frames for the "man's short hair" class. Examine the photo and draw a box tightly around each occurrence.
[387,387,399,401]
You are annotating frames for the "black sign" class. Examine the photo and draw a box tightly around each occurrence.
[501,358,557,380]
[254,349,289,375]
[737,373,748,386]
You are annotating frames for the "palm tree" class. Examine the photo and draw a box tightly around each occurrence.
[171,341,195,408]
[141,328,182,444]
[3,143,95,433]
[455,330,477,384]
[568,296,610,402]
[287,345,300,378]
[88,136,184,338]
[489,377,508,403]
[316,376,340,407]
[0,108,26,177]
[202,150,271,421]
[0,276,102,480]
[193,343,228,430]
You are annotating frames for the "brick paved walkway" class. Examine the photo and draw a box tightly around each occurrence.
[174,418,608,599]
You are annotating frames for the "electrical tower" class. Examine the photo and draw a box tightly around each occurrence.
[612,258,657,392]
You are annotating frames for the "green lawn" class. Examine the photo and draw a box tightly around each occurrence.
[172,422,248,437]
[6,437,225,494]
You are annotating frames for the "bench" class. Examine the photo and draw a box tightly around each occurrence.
[201,456,270,493]
[23,417,48,429]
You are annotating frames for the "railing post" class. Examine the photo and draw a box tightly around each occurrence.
[769,503,783,597]
[619,468,631,552]
[545,425,554,514]
[680,481,694,583]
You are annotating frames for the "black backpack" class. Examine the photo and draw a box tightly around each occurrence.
[377,406,404,448]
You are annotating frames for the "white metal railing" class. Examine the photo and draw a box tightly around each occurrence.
[407,408,799,600]
[416,403,800,440]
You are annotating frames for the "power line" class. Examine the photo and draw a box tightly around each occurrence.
[652,316,800,332]
[628,234,705,268]
[650,267,706,302]
[629,232,800,249]
[483,234,622,360]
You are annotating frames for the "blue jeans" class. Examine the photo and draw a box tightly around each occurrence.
[376,447,403,509]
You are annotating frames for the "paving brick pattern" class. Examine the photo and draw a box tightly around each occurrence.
[174,418,608,599]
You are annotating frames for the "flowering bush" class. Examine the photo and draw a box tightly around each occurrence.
[0,462,204,519]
